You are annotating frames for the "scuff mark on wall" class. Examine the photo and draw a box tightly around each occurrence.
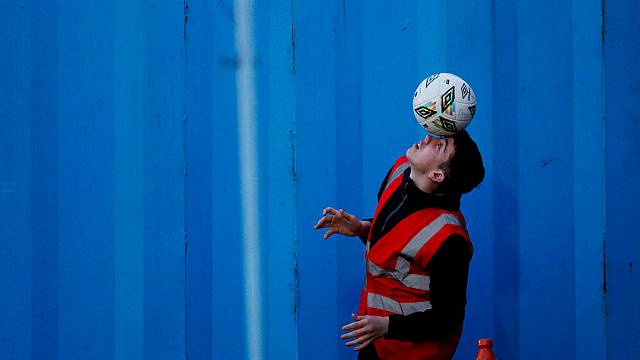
[183,233,189,354]
[289,129,297,181]
[290,0,296,74]
[540,157,555,167]
[183,2,190,357]
[601,0,606,48]
[292,260,300,322]
[602,238,608,293]
[216,0,236,24]
[183,0,189,177]
[184,1,189,28]
[289,127,299,324]
[401,19,410,31]
[602,235,609,317]
[288,0,299,321]
[217,56,241,68]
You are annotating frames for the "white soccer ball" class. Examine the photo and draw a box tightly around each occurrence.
[412,73,476,137]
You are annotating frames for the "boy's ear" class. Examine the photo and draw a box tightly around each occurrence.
[428,169,445,184]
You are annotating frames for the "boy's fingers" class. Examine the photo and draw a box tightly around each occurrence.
[341,319,362,331]
[346,333,373,347]
[323,207,338,216]
[342,318,366,330]
[340,328,365,340]
[354,338,373,351]
[314,216,330,229]
[323,229,337,239]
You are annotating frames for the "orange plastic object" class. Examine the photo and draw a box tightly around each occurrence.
[475,338,496,360]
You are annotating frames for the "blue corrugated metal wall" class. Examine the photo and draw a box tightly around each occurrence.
[1,1,638,359]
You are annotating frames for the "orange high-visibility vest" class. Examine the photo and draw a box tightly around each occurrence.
[358,156,473,360]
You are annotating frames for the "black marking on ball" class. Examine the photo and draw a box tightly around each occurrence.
[441,86,455,112]
[424,73,440,88]
[461,83,470,100]
[415,106,437,119]
[437,117,457,132]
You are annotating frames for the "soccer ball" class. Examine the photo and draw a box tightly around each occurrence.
[412,73,476,137]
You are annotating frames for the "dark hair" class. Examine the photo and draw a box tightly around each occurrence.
[440,130,485,194]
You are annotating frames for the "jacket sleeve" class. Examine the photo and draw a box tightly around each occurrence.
[384,234,471,342]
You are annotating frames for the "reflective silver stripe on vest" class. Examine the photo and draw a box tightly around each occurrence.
[368,260,430,291]
[385,162,410,191]
[395,213,463,274]
[367,292,432,315]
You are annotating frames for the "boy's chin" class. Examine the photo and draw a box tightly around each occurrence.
[405,147,414,158]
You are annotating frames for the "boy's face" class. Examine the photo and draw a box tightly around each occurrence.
[405,135,456,178]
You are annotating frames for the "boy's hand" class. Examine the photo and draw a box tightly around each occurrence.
[313,207,366,239]
[341,313,389,351]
